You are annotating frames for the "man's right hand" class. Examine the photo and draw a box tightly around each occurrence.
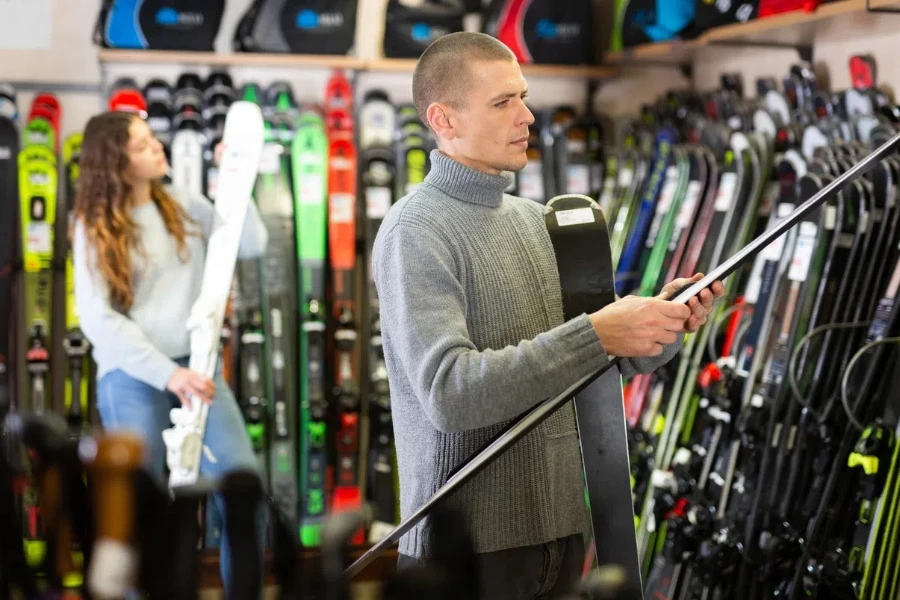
[166,367,215,407]
[589,296,692,358]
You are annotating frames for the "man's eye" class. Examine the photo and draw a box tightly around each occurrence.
[495,99,509,108]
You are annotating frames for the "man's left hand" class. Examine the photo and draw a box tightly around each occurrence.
[657,273,726,333]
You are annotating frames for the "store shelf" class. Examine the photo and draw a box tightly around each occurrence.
[97,50,617,80]
[97,49,367,70]
[364,57,616,79]
[604,0,898,68]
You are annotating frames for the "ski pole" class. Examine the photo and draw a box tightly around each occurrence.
[345,129,900,580]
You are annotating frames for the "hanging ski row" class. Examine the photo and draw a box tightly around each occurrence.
[594,55,900,599]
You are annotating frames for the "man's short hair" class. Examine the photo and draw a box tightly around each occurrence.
[412,32,516,128]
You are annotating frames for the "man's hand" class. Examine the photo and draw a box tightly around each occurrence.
[589,296,692,358]
[658,273,726,333]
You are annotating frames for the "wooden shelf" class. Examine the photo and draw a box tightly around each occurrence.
[97,50,617,80]
[364,57,616,78]
[604,0,898,68]
[98,49,367,70]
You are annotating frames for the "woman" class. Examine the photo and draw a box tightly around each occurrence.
[72,110,267,592]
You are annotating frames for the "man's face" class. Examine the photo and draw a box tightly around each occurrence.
[432,58,535,175]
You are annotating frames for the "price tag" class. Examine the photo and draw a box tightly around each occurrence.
[556,207,595,227]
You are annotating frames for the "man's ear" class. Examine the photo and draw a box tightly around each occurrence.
[427,103,455,142]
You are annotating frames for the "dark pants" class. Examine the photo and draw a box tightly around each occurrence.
[398,533,586,599]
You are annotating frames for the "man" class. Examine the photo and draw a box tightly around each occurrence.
[371,31,725,598]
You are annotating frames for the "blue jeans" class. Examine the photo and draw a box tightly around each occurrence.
[96,356,266,597]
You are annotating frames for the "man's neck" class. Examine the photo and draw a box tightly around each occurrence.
[438,148,501,176]
[424,150,513,209]
[130,180,152,207]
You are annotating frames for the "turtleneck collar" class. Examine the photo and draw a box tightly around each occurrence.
[423,150,514,208]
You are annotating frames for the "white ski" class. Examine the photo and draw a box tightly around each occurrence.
[162,101,265,488]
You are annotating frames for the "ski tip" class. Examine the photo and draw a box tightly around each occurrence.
[223,100,265,128]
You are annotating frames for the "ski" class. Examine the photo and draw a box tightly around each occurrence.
[292,109,329,547]
[326,74,363,542]
[163,101,266,488]
[545,193,642,594]
[360,89,399,540]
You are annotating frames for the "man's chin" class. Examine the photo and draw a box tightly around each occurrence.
[504,153,529,173]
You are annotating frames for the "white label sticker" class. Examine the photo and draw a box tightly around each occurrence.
[207,167,219,201]
[788,222,818,281]
[299,175,324,205]
[27,222,52,253]
[824,205,837,231]
[555,207,596,227]
[567,139,587,153]
[567,164,591,195]
[656,167,679,214]
[366,187,391,218]
[647,167,679,243]
[759,182,778,216]
[29,172,50,186]
[329,193,355,224]
[519,161,544,202]
[598,176,617,212]
[675,181,703,231]
[617,167,634,188]
[259,143,281,174]
[715,172,738,211]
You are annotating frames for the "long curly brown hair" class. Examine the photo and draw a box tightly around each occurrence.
[74,111,196,312]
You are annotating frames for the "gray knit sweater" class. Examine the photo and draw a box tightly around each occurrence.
[372,150,682,559]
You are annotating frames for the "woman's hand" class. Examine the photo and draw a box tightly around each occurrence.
[166,367,215,407]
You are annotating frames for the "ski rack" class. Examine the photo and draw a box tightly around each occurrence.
[344,129,900,581]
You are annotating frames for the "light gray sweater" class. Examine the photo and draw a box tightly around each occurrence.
[372,150,682,559]
[73,188,268,390]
